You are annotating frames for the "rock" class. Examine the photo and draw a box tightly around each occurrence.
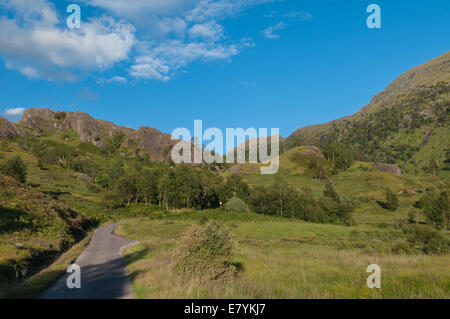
[13,242,24,249]
[302,146,324,158]
[18,108,174,161]
[373,163,402,175]
[0,117,25,138]
[69,173,93,184]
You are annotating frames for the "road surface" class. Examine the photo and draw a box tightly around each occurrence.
[40,222,136,299]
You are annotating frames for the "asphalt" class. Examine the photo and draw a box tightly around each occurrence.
[40,222,136,299]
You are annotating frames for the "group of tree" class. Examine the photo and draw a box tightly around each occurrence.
[96,160,355,226]
[415,189,449,231]
[248,179,354,225]
[99,163,239,210]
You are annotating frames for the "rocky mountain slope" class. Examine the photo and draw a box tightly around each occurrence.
[1,109,175,161]
[287,51,450,171]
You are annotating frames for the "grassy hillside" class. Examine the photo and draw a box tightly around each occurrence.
[0,174,94,288]
[288,52,450,176]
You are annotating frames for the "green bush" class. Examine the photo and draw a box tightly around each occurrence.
[172,221,237,281]
[223,196,250,213]
[1,156,27,183]
[403,225,448,255]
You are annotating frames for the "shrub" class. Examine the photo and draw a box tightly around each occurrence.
[385,188,399,211]
[1,156,27,183]
[171,221,237,281]
[403,225,448,255]
[223,196,250,213]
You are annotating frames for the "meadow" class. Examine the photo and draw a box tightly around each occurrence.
[116,210,450,299]
[0,124,448,299]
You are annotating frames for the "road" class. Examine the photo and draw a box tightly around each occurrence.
[40,222,136,299]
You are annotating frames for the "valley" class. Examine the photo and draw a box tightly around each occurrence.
[0,51,448,299]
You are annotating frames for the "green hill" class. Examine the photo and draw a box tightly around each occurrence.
[287,51,450,177]
[0,174,94,287]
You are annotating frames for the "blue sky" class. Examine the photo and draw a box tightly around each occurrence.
[0,0,449,143]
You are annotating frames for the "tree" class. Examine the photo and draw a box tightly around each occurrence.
[386,188,400,228]
[1,156,27,183]
[428,158,439,177]
[137,169,159,205]
[225,174,250,201]
[249,186,274,215]
[114,173,138,206]
[385,188,399,211]
[418,190,449,230]
[308,159,328,179]
[323,181,340,203]
[436,191,449,231]
[96,162,124,189]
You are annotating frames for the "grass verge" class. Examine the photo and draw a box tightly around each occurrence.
[0,230,94,299]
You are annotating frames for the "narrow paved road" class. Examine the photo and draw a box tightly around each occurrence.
[41,222,136,299]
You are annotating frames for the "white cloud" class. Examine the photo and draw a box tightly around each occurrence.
[107,76,128,84]
[4,107,26,116]
[186,0,275,22]
[188,22,224,41]
[130,38,252,81]
[0,0,281,82]
[263,22,285,39]
[0,0,136,80]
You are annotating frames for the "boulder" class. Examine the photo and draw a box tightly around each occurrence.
[373,163,402,175]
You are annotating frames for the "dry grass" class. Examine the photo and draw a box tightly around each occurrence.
[118,217,450,299]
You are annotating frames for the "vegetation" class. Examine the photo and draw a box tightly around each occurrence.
[171,221,236,281]
[223,197,250,213]
[0,52,448,297]
[117,211,450,298]
[1,156,27,183]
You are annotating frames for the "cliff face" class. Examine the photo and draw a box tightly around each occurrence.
[0,116,24,138]
[17,108,174,161]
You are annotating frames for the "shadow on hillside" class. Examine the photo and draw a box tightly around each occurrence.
[41,190,71,200]
[0,206,30,234]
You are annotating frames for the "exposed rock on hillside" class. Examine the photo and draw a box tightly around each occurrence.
[0,117,24,138]
[18,108,174,161]
[373,163,402,175]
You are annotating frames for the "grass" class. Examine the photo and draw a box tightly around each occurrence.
[0,229,94,299]
[117,211,450,299]
[1,128,448,298]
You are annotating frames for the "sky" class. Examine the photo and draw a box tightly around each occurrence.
[0,0,449,146]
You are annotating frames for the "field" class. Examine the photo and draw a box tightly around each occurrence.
[116,210,450,299]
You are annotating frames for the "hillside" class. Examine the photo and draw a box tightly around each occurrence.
[6,108,175,162]
[0,174,94,287]
[288,52,450,176]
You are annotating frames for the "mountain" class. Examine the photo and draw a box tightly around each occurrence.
[14,108,174,161]
[287,52,450,172]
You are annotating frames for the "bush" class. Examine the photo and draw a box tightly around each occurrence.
[172,221,237,281]
[403,225,448,255]
[223,196,250,213]
[1,156,27,183]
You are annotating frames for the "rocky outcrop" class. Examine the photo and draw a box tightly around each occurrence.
[18,108,173,161]
[0,116,25,138]
[373,163,402,175]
